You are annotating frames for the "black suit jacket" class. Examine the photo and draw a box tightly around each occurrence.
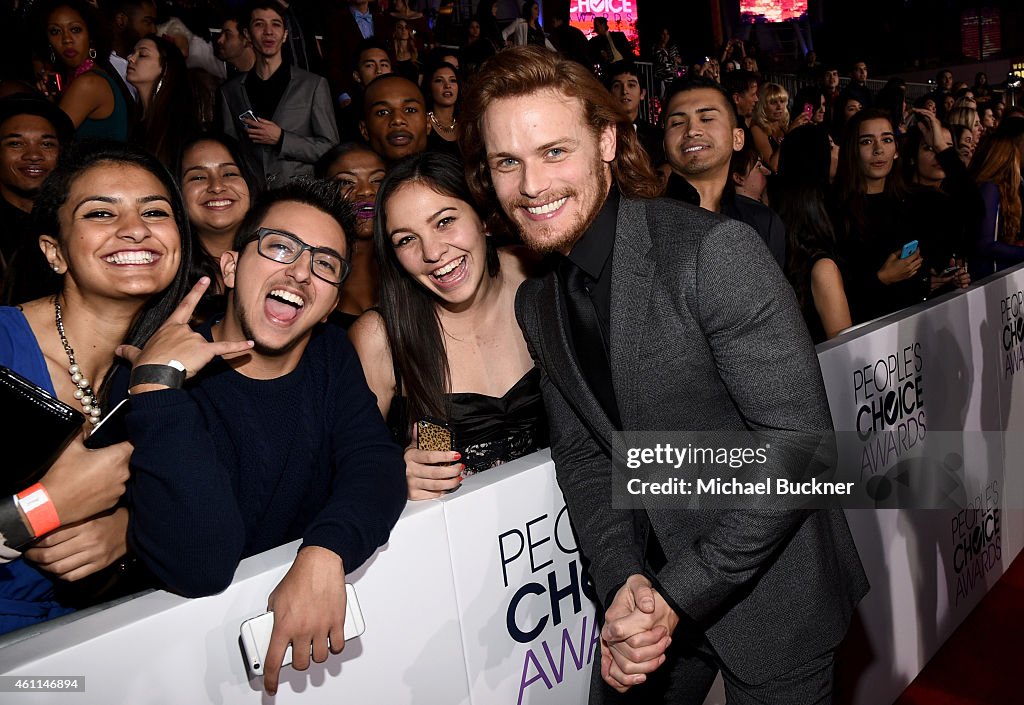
[588,31,632,68]
[515,196,868,685]
[323,2,385,100]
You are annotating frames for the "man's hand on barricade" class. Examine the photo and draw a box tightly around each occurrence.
[263,546,347,695]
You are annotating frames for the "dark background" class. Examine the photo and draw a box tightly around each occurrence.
[636,0,1024,76]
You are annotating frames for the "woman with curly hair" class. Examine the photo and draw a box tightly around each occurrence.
[38,0,133,140]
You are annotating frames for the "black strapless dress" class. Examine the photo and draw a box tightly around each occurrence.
[387,367,549,476]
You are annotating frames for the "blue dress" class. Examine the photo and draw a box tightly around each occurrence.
[0,307,77,635]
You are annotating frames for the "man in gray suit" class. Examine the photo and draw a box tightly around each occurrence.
[219,0,338,186]
[461,46,868,704]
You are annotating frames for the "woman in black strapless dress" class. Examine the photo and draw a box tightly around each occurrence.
[350,152,547,499]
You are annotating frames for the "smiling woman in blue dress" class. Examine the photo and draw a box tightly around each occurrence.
[349,152,547,500]
[0,142,191,634]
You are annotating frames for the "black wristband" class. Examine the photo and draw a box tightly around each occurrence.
[0,494,34,549]
[130,364,185,389]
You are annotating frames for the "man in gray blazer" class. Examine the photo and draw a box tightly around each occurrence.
[219,0,338,186]
[461,47,868,704]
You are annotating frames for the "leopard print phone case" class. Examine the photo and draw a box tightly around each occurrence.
[416,417,454,451]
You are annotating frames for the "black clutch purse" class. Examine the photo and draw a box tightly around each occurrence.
[0,365,85,496]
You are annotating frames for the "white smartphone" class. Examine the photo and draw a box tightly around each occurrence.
[239,583,365,676]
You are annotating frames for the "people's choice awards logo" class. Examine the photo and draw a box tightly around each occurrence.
[498,507,598,705]
[1001,289,1024,378]
[853,343,927,478]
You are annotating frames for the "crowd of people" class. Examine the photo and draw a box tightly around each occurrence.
[0,0,1021,701]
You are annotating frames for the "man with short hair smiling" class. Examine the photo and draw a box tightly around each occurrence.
[662,78,786,268]
[460,46,866,705]
[219,0,339,185]
[122,179,406,696]
[360,74,430,163]
[0,94,72,292]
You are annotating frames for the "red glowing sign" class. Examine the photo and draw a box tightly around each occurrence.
[569,0,639,54]
[740,0,808,23]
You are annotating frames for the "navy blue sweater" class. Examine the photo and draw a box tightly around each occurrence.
[125,323,406,597]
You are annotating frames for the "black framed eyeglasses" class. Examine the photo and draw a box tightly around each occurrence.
[246,227,350,285]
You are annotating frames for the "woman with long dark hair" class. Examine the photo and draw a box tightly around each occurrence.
[502,1,554,50]
[834,108,921,322]
[391,18,420,83]
[37,0,132,140]
[127,34,198,169]
[835,109,969,324]
[901,109,983,279]
[350,152,546,500]
[381,0,432,51]
[652,27,682,98]
[0,141,192,633]
[772,124,850,341]
[425,61,460,156]
[177,134,257,323]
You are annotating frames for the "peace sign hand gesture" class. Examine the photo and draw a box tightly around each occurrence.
[116,277,254,392]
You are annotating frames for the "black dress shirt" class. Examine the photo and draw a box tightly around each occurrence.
[565,187,619,351]
[559,187,621,430]
[247,63,291,122]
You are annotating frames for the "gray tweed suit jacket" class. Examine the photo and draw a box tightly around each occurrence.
[219,66,339,186]
[515,196,869,686]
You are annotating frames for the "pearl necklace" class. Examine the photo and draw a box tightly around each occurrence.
[429,111,456,134]
[53,296,102,424]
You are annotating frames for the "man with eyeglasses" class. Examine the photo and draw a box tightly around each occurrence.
[120,180,406,695]
[661,77,787,269]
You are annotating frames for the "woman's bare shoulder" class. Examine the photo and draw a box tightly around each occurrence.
[348,308,388,350]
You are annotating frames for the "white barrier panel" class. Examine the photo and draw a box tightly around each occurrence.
[3,267,1023,704]
[0,501,471,704]
[981,267,1024,562]
[440,454,595,705]
[817,264,1024,705]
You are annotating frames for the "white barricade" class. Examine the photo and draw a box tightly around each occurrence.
[819,265,1024,705]
[2,266,1023,705]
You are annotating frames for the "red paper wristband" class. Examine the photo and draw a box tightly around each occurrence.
[16,483,60,538]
